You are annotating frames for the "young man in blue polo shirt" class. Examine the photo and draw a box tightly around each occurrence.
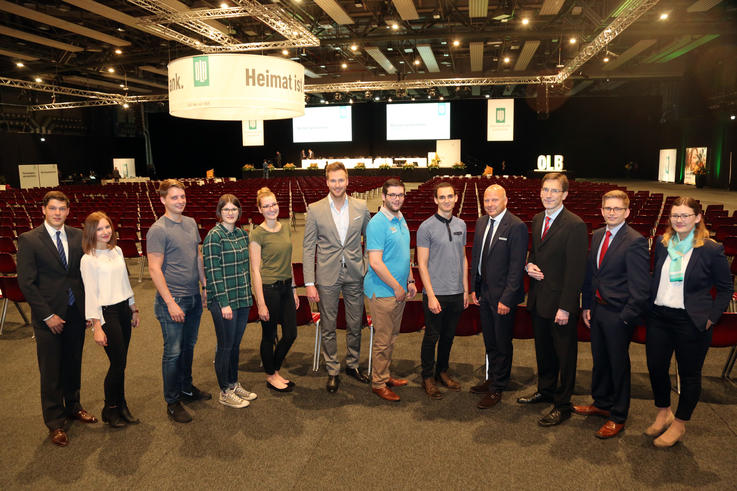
[365,178,417,402]
[416,182,468,399]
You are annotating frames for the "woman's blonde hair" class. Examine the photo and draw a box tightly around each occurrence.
[82,211,116,254]
[661,196,710,248]
[256,187,276,208]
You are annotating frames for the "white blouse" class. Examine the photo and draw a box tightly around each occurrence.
[654,248,694,309]
[80,246,135,325]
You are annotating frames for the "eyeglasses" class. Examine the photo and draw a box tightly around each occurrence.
[602,207,626,213]
[260,203,278,209]
[670,213,695,220]
[221,207,239,214]
[386,193,405,199]
[541,187,563,194]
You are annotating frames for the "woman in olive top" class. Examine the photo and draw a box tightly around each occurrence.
[203,194,258,409]
[249,187,299,392]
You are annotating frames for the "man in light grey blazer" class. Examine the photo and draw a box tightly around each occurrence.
[304,162,372,393]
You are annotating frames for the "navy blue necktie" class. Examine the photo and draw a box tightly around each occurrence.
[480,217,494,275]
[56,231,75,305]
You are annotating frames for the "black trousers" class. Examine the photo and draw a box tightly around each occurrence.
[420,293,464,379]
[646,305,712,421]
[101,301,133,406]
[260,281,297,375]
[590,303,635,423]
[33,304,85,430]
[532,312,578,411]
[479,296,516,393]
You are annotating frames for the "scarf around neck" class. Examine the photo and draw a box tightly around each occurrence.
[667,229,694,282]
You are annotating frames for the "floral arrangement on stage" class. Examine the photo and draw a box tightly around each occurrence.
[692,162,707,175]
[428,161,440,169]
[308,163,319,170]
[284,163,296,170]
[354,162,366,169]
[378,163,392,170]
[268,164,275,169]
[452,161,466,169]
[242,164,255,171]
[402,163,416,170]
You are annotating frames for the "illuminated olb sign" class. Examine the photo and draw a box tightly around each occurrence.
[535,154,564,172]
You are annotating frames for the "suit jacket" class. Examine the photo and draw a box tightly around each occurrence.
[581,224,650,325]
[651,236,733,331]
[16,225,85,328]
[527,207,588,318]
[470,211,528,307]
[303,195,371,286]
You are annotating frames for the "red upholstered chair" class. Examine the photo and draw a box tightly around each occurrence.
[710,313,737,383]
[292,262,305,287]
[0,253,16,274]
[117,240,144,283]
[0,275,30,334]
[0,237,16,255]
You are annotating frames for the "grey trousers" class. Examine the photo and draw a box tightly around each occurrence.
[317,268,364,376]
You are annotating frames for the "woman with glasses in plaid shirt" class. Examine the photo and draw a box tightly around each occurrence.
[203,194,258,409]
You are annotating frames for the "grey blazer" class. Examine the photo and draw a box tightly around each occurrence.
[303,196,371,287]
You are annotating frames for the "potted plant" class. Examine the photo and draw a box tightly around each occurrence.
[284,163,296,171]
[354,162,366,170]
[693,164,707,188]
[242,164,255,171]
[402,163,416,170]
[308,162,319,170]
[378,163,392,170]
[452,161,466,170]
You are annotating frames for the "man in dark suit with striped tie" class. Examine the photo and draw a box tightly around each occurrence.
[17,190,96,447]
[519,173,588,427]
[574,190,650,438]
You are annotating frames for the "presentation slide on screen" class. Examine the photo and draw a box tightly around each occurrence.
[684,147,707,185]
[658,149,677,183]
[292,105,352,143]
[386,102,450,140]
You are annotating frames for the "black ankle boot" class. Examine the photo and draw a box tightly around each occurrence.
[101,405,126,428]
[119,401,139,424]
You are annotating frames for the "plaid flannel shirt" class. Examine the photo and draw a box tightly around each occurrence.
[203,223,253,310]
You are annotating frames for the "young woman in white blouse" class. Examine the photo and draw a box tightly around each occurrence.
[80,212,140,428]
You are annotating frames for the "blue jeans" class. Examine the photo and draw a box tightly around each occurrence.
[154,293,203,404]
[209,302,251,391]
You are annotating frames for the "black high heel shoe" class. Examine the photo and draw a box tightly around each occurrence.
[119,401,140,424]
[101,405,126,428]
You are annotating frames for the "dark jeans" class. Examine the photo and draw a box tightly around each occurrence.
[420,293,464,379]
[647,305,712,421]
[532,312,578,411]
[209,302,250,391]
[154,293,202,404]
[34,304,85,430]
[101,301,133,406]
[260,281,297,375]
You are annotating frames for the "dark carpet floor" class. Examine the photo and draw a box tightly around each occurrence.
[1,278,736,490]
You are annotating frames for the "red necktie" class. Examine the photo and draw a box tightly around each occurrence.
[541,216,551,240]
[598,230,611,267]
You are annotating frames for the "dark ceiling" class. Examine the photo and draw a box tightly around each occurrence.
[0,0,735,109]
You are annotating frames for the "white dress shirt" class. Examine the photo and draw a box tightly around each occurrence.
[478,208,507,275]
[654,248,693,309]
[80,246,135,325]
[44,220,68,264]
[329,195,349,246]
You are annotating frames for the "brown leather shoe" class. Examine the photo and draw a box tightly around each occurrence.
[477,391,502,409]
[386,377,408,387]
[50,428,68,447]
[372,386,400,402]
[73,409,98,423]
[423,378,443,400]
[573,404,610,418]
[436,372,461,391]
[595,421,625,439]
[470,379,493,394]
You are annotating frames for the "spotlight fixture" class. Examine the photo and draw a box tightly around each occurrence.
[428,88,437,98]
[349,98,354,104]
[220,2,228,7]
[503,56,510,63]
[350,44,358,51]
[16,62,24,67]
[119,83,125,87]
[603,56,610,63]
[365,90,372,98]
[569,37,576,44]
[114,48,122,55]
[414,59,420,65]
[374,96,380,101]
[391,22,399,30]
[453,39,460,47]
[40,137,46,142]
[107,67,115,73]
[341,62,347,69]
[388,97,393,102]
[659,12,669,20]
[521,18,529,25]
[439,96,444,100]
[354,0,363,6]
[34,77,42,82]
[282,49,288,55]
[731,115,736,120]
[485,94,490,98]
[432,9,441,19]
[333,92,343,101]
[122,103,130,109]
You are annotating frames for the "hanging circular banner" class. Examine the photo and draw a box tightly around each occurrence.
[168,54,305,121]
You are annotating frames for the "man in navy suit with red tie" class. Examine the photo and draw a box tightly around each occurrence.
[574,190,650,438]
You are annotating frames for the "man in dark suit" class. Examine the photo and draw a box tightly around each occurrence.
[574,190,650,438]
[17,190,97,447]
[469,185,528,409]
[520,173,588,427]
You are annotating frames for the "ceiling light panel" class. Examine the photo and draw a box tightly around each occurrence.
[686,0,723,12]
[392,0,419,20]
[364,47,397,74]
[0,48,40,61]
[604,39,656,70]
[139,65,168,77]
[539,0,566,16]
[416,44,439,72]
[514,40,540,71]
[0,0,130,46]
[470,42,484,71]
[0,25,83,52]
[313,0,354,24]
[469,0,489,18]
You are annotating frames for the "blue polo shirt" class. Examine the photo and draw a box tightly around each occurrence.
[364,207,410,298]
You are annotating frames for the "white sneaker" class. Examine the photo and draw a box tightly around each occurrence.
[219,389,249,408]
[233,382,258,401]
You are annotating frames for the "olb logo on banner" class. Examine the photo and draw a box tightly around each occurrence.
[193,56,209,87]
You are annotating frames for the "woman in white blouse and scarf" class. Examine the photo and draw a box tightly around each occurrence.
[80,212,140,428]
